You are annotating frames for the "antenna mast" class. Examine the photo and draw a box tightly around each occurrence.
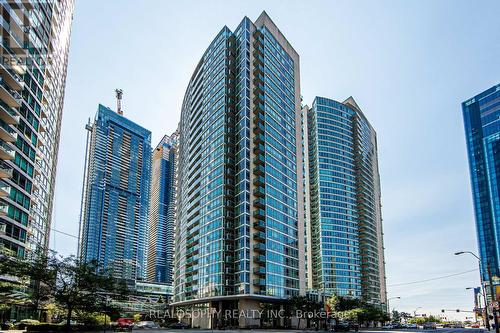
[115,89,123,115]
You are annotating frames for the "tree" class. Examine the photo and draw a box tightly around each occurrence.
[0,249,56,320]
[392,310,402,324]
[51,255,129,327]
[325,295,390,327]
[0,250,129,326]
[289,295,310,329]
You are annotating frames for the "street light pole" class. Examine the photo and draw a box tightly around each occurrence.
[455,251,491,331]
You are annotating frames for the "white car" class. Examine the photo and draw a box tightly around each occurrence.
[133,321,159,329]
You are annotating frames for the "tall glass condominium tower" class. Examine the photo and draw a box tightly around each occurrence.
[147,133,177,285]
[79,105,152,282]
[304,97,387,305]
[463,83,500,286]
[174,11,305,322]
[0,0,74,258]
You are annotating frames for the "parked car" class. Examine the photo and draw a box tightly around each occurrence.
[116,318,134,329]
[133,321,159,329]
[168,322,191,329]
[471,323,480,328]
[382,324,395,329]
[333,321,359,331]
[406,323,418,329]
[423,322,437,329]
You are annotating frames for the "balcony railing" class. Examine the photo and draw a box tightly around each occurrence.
[0,161,13,178]
[0,118,17,142]
[0,140,14,160]
[0,63,23,91]
[0,180,10,197]
[0,78,21,107]
[253,243,266,253]
[0,201,8,215]
[0,99,19,124]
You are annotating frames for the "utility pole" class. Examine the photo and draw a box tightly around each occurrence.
[487,263,499,333]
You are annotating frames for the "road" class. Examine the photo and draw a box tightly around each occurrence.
[123,329,486,333]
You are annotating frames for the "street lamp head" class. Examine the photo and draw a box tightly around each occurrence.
[466,287,473,290]
[454,251,465,255]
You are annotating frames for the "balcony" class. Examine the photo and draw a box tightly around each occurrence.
[253,113,265,126]
[0,100,19,124]
[0,201,8,216]
[253,208,266,220]
[253,186,265,198]
[0,181,10,197]
[0,63,23,91]
[1,41,26,73]
[254,102,265,113]
[253,175,265,186]
[253,84,263,95]
[253,255,266,264]
[0,161,12,178]
[253,197,265,208]
[253,266,266,275]
[254,231,266,241]
[254,165,265,176]
[253,154,265,166]
[253,278,266,286]
[254,63,263,75]
[0,79,21,107]
[254,133,265,144]
[253,122,264,135]
[253,243,266,253]
[253,220,265,231]
[0,141,14,160]
[0,120,17,142]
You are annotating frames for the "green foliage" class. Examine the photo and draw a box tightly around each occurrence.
[325,294,389,323]
[0,249,58,321]
[407,316,441,324]
[76,311,110,325]
[0,250,130,326]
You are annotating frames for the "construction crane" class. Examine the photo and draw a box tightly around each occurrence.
[115,88,123,115]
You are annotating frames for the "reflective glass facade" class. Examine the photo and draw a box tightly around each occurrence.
[147,134,177,285]
[174,11,305,309]
[79,105,151,282]
[0,0,74,258]
[463,83,500,283]
[305,97,386,305]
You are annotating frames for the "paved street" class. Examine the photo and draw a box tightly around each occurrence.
[122,329,486,333]
[0,329,486,333]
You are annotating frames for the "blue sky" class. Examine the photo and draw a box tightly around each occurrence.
[51,0,500,319]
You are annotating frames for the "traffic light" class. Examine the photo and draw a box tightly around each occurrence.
[456,309,460,312]
[441,310,445,313]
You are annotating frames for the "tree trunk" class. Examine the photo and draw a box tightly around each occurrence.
[66,307,72,328]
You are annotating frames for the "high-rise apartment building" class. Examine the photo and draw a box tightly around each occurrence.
[147,133,177,285]
[79,104,151,282]
[0,0,74,257]
[173,11,305,326]
[462,83,500,286]
[304,96,387,306]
